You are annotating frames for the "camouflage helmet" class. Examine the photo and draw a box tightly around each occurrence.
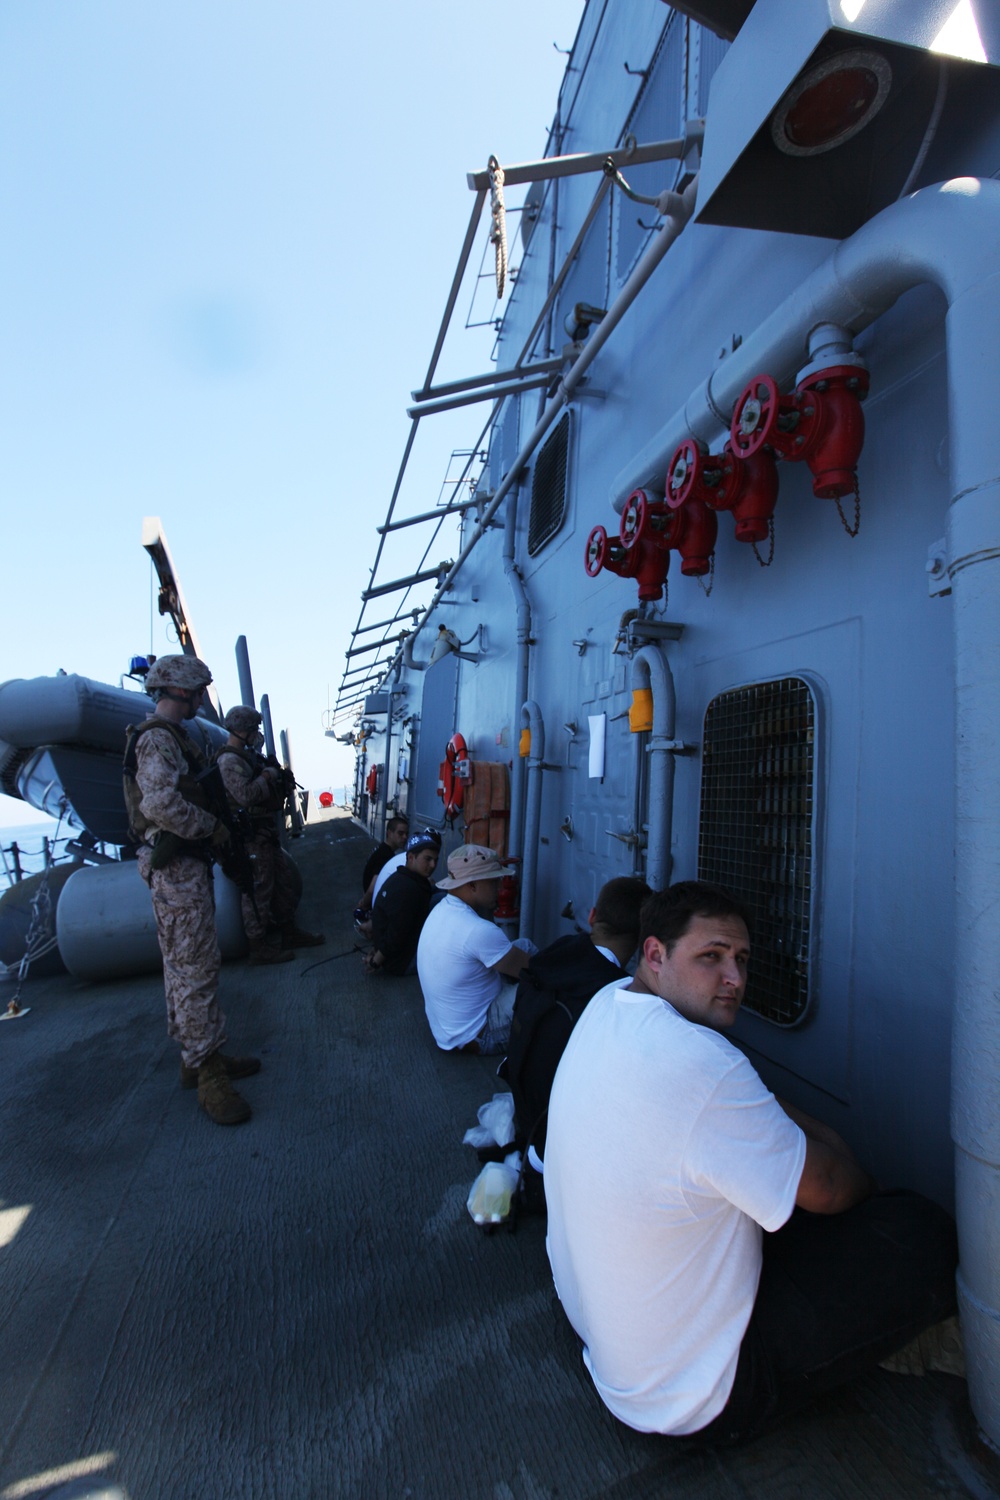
[144,654,213,692]
[224,705,263,736]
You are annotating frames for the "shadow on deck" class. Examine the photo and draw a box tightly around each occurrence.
[0,809,995,1500]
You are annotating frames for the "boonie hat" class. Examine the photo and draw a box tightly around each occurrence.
[436,842,514,890]
[224,705,263,736]
[145,654,213,692]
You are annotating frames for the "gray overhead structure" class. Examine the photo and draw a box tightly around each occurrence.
[665,0,755,41]
[696,0,1000,237]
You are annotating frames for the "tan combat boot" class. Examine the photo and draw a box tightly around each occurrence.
[180,1053,261,1090]
[247,937,294,965]
[197,1051,252,1125]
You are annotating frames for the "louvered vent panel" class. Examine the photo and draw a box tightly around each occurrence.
[699,677,815,1026]
[528,412,571,556]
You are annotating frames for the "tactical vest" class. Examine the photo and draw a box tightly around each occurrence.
[216,745,279,831]
[122,717,211,843]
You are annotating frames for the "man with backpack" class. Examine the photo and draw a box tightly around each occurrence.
[123,655,260,1126]
[216,704,324,963]
[505,877,651,1171]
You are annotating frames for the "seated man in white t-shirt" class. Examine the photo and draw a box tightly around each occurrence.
[545,881,958,1447]
[416,844,532,1054]
[371,848,406,906]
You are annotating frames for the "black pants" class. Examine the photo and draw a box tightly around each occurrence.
[691,1191,958,1447]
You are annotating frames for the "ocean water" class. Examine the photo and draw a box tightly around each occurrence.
[0,819,80,891]
[0,788,350,893]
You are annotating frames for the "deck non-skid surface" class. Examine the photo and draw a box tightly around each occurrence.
[0,810,992,1500]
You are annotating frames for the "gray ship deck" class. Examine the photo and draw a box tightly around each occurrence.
[0,810,995,1500]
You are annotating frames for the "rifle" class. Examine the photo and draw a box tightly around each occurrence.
[259,752,303,832]
[193,761,261,921]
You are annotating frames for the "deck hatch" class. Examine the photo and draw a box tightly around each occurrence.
[528,412,571,556]
[698,676,815,1026]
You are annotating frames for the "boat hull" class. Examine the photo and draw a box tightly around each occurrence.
[56,862,249,981]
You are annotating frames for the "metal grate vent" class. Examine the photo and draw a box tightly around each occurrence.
[528,412,571,556]
[698,677,815,1026]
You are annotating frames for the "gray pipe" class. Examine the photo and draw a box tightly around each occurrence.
[412,355,566,404]
[235,636,256,709]
[259,694,277,758]
[609,176,1000,1445]
[519,701,545,941]
[402,635,432,673]
[504,488,532,868]
[631,731,645,879]
[630,646,676,892]
[407,370,556,419]
[279,729,304,837]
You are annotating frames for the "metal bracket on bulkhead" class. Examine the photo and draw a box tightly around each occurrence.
[626,618,683,651]
[647,737,697,756]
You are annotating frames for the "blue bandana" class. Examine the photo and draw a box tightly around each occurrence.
[407,829,442,855]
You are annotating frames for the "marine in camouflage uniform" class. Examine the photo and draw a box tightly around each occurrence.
[216,705,324,963]
[124,655,259,1126]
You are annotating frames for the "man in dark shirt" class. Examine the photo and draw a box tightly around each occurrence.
[367,829,443,975]
[505,876,650,1165]
[361,816,409,900]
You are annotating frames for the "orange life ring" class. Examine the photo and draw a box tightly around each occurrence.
[437,732,469,820]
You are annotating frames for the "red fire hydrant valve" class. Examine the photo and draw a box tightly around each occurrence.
[795,365,870,499]
[731,367,869,500]
[584,520,669,601]
[620,487,716,578]
[665,438,776,547]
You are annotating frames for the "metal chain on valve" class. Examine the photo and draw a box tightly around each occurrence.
[697,552,715,597]
[752,516,776,568]
[835,478,861,538]
[488,155,508,300]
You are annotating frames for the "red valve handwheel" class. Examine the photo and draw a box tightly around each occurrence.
[731,374,781,459]
[584,525,610,576]
[619,490,653,550]
[666,439,705,510]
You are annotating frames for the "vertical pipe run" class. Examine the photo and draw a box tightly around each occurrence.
[504,484,532,868]
[383,706,394,840]
[946,279,1000,1446]
[382,665,405,840]
[235,636,256,710]
[630,646,677,892]
[520,700,545,941]
[631,733,645,879]
[259,694,277,759]
[280,729,304,837]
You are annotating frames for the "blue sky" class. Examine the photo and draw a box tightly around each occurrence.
[0,0,583,829]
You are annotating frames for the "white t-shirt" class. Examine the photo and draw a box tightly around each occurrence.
[416,894,513,1050]
[372,851,405,904]
[545,976,806,1437]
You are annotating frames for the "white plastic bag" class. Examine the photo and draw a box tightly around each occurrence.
[466,1151,522,1224]
[462,1091,516,1149]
